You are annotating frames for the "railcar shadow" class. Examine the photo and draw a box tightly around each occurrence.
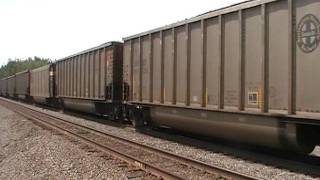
[59,109,130,129]
[139,127,320,178]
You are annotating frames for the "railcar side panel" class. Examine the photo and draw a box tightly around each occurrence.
[268,1,289,111]
[190,22,203,107]
[163,30,174,104]
[132,39,140,101]
[76,55,81,97]
[30,65,50,98]
[152,33,161,103]
[106,48,114,99]
[7,76,15,97]
[85,53,90,98]
[205,17,220,107]
[0,79,5,96]
[94,51,100,98]
[142,36,151,102]
[4,78,8,96]
[224,12,240,108]
[123,41,131,101]
[244,6,262,109]
[100,49,106,99]
[81,54,86,98]
[176,26,187,105]
[66,58,70,97]
[89,52,94,98]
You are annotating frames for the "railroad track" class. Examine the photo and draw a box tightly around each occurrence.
[0,98,260,180]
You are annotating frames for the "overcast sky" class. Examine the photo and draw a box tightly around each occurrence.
[0,0,246,65]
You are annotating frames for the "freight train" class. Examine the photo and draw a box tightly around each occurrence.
[1,0,320,154]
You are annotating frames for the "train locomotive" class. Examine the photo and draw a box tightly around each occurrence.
[1,0,320,154]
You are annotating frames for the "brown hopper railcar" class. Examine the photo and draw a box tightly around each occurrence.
[30,64,56,105]
[123,0,320,154]
[55,42,123,118]
[15,70,30,100]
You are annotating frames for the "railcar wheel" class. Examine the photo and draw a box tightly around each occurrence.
[130,108,144,128]
[109,106,118,121]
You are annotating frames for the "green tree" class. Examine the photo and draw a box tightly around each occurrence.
[0,57,51,79]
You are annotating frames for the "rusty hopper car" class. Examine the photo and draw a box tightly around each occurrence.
[15,70,30,100]
[7,75,15,97]
[30,64,56,104]
[123,0,320,153]
[55,42,123,117]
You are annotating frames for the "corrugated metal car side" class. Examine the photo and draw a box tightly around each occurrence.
[30,65,50,98]
[56,42,123,101]
[123,0,320,116]
[7,76,15,97]
[15,70,30,97]
[4,78,8,96]
[0,79,3,95]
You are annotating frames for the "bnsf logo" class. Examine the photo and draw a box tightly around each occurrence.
[297,14,320,53]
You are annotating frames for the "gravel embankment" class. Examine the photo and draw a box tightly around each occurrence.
[2,98,320,180]
[0,105,130,179]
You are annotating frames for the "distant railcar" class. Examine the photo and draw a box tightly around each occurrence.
[7,75,15,98]
[30,64,56,105]
[15,70,30,100]
[123,0,320,153]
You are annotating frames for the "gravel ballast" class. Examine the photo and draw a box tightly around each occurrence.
[1,98,319,180]
[0,105,130,179]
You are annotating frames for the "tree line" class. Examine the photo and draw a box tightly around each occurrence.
[0,57,52,79]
